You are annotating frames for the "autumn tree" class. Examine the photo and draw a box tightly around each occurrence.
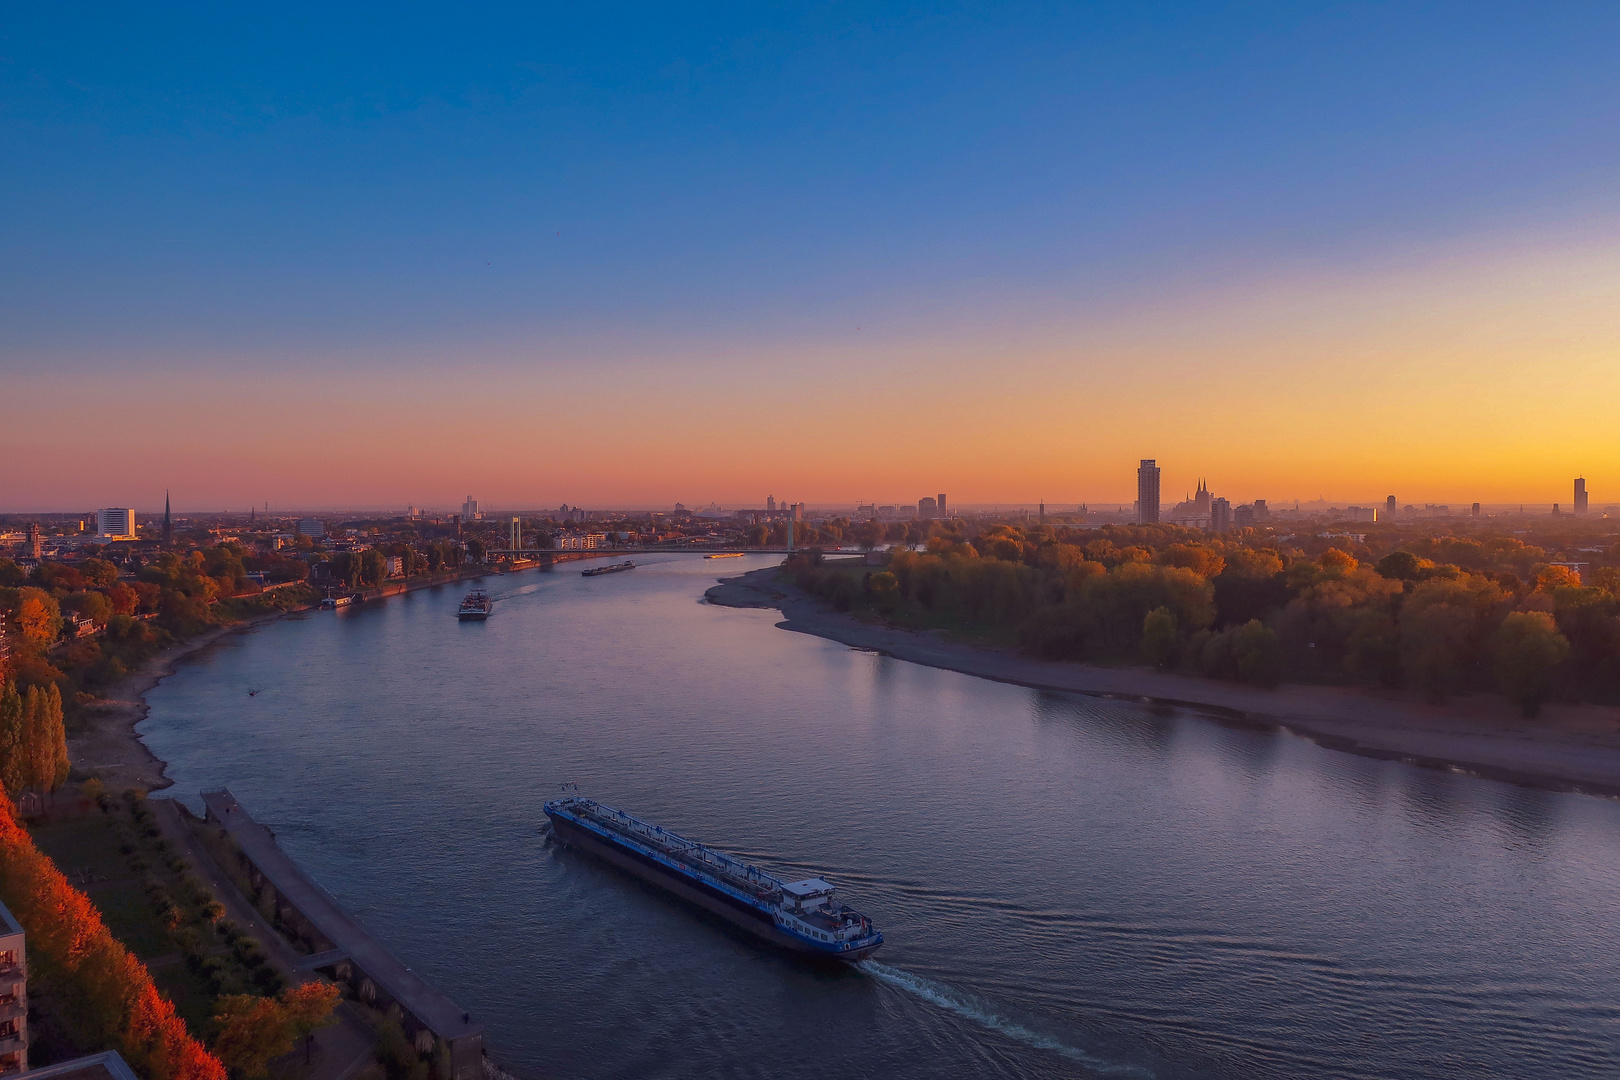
[1491,611,1571,718]
[13,588,62,650]
[213,982,341,1079]
[0,796,226,1080]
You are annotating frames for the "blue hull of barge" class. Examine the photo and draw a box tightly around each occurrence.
[545,806,882,963]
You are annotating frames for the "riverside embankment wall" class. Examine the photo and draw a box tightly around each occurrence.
[201,789,487,1080]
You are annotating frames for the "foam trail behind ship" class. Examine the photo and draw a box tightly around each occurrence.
[857,961,1155,1078]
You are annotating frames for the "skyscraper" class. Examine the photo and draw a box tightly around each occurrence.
[1210,497,1232,532]
[937,493,947,517]
[1386,495,1397,518]
[1136,460,1161,524]
[1575,477,1589,515]
[918,496,937,519]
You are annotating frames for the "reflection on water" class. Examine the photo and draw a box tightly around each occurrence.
[141,555,1620,1079]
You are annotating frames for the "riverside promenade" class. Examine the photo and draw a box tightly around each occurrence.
[201,789,487,1080]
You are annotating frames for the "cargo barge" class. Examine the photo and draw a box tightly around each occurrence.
[544,790,883,962]
[456,588,492,621]
[581,561,636,577]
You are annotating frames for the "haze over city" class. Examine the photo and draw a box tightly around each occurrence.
[5,5,1617,510]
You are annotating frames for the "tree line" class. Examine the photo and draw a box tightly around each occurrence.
[788,522,1620,716]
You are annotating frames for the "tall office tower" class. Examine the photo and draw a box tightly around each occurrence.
[918,497,937,519]
[767,496,776,513]
[1136,460,1161,524]
[1210,497,1232,532]
[1386,495,1397,518]
[1575,477,1589,515]
[461,496,480,522]
[937,493,947,517]
[1472,502,1481,517]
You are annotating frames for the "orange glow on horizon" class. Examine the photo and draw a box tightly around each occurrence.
[6,222,1618,512]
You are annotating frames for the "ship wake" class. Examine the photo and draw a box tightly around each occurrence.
[857,961,1153,1078]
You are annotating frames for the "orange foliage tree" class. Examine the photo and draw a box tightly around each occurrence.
[0,796,225,1080]
[212,982,340,1079]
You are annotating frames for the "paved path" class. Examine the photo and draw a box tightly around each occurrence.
[151,798,378,1080]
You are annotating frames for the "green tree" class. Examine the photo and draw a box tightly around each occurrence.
[867,572,900,615]
[0,683,24,797]
[359,550,388,587]
[1141,606,1178,669]
[1491,611,1571,718]
[17,683,69,795]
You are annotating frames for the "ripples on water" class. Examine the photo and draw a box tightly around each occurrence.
[139,556,1620,1079]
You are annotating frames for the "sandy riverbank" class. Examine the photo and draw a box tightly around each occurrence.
[68,609,297,794]
[707,566,1620,797]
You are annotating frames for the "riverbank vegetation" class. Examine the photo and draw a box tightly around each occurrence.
[786,522,1620,716]
[0,549,318,725]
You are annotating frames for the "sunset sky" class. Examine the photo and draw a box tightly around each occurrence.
[4,4,1617,511]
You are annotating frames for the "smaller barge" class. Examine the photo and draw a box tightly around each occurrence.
[457,588,492,621]
[545,790,883,962]
[581,561,636,577]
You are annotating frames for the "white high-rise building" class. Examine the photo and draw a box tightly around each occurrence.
[96,508,137,539]
[461,496,481,522]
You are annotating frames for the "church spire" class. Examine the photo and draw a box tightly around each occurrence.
[163,490,173,546]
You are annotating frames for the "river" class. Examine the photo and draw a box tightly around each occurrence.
[139,554,1620,1079]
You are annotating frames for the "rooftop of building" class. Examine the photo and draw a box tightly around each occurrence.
[20,1052,140,1080]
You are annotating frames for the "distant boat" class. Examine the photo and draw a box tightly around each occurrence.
[582,561,636,577]
[457,588,492,621]
[705,552,745,559]
[319,593,359,609]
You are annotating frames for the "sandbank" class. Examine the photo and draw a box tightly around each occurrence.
[706,566,1620,798]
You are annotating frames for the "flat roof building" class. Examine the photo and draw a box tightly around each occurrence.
[95,508,136,540]
[1575,477,1589,515]
[297,518,325,538]
[18,1053,139,1080]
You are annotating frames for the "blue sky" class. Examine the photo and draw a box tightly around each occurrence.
[4,4,1619,507]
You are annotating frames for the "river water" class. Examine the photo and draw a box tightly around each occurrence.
[139,555,1620,1079]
